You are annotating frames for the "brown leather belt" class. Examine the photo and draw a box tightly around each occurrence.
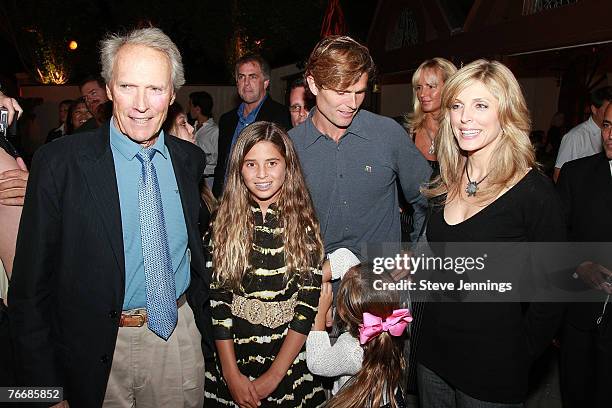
[119,311,147,327]
[119,296,186,327]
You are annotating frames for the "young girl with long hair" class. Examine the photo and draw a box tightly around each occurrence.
[204,121,326,407]
[307,265,412,408]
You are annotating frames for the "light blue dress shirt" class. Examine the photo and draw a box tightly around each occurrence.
[109,120,190,310]
[230,94,268,148]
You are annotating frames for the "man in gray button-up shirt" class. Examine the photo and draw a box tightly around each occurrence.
[289,36,431,264]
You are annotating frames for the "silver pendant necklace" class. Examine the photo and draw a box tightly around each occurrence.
[425,128,435,155]
[465,160,489,197]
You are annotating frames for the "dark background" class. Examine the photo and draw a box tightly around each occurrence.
[0,0,377,87]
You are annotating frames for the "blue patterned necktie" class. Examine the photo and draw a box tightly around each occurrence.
[136,148,177,340]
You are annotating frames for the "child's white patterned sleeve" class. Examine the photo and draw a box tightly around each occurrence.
[306,331,363,377]
[329,248,361,280]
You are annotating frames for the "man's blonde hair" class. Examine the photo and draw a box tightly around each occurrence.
[305,35,375,90]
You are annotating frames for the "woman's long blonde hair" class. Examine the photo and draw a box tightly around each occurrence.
[212,121,324,291]
[405,57,457,133]
[423,59,535,203]
[326,266,405,408]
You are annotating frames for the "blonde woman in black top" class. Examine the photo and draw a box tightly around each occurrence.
[417,60,565,407]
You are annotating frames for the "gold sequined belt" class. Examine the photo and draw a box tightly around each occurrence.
[231,292,297,329]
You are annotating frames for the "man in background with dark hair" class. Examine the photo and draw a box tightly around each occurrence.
[45,99,72,143]
[554,86,612,181]
[557,102,612,407]
[287,78,315,127]
[189,91,218,189]
[212,54,291,197]
[77,75,109,133]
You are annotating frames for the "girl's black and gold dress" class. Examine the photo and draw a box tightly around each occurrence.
[204,205,326,407]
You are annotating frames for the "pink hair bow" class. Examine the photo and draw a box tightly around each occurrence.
[358,308,413,345]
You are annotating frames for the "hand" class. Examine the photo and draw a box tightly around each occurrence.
[576,261,612,294]
[172,121,196,144]
[51,400,69,408]
[390,250,412,282]
[322,259,331,283]
[252,370,281,400]
[0,158,29,206]
[224,370,260,408]
[314,282,333,330]
[0,93,23,125]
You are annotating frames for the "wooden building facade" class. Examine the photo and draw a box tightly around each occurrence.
[367,0,612,131]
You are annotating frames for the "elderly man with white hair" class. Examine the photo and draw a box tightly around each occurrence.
[9,27,210,408]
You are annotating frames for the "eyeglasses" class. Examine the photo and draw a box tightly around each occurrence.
[289,104,307,113]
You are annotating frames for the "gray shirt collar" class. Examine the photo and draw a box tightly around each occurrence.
[304,108,370,149]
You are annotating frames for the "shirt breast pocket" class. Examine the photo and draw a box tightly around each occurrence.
[349,160,394,197]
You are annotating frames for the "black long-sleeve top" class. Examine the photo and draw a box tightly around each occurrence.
[417,169,566,403]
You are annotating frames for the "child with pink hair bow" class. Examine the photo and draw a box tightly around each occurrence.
[359,308,413,345]
[306,264,411,408]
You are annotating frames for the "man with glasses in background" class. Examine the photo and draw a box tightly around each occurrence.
[287,78,315,127]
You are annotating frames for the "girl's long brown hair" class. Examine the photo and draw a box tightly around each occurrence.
[212,121,324,291]
[326,266,406,408]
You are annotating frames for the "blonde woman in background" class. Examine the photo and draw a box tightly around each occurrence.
[405,58,457,172]
[399,58,456,240]
[401,60,457,395]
